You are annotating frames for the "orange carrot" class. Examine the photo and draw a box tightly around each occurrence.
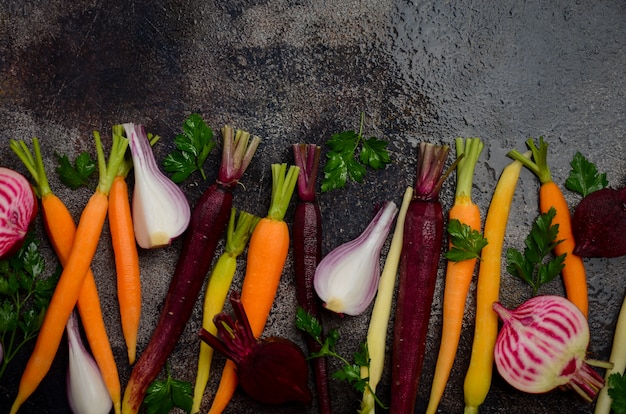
[508,137,588,317]
[425,137,484,414]
[208,163,299,414]
[9,131,128,414]
[11,137,122,414]
[109,124,144,364]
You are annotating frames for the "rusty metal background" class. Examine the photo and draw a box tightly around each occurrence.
[1,0,625,413]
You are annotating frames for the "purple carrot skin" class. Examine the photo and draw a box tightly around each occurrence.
[122,126,260,414]
[390,142,451,414]
[292,143,332,414]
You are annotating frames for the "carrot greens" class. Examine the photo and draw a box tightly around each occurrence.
[506,207,565,295]
[321,113,391,192]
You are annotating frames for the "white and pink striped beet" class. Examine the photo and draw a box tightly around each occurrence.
[493,295,605,402]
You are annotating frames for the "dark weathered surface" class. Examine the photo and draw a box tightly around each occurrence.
[0,0,625,413]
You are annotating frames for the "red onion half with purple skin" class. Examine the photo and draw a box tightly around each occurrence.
[493,295,608,402]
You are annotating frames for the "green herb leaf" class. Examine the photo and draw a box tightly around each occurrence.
[321,114,391,192]
[506,207,565,295]
[565,151,608,197]
[55,151,97,189]
[144,363,193,414]
[296,309,386,409]
[163,113,215,183]
[609,372,626,414]
[445,219,488,262]
[0,232,58,379]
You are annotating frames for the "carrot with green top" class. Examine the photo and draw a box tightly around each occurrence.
[426,137,485,414]
[208,163,300,414]
[10,131,128,414]
[109,124,147,365]
[10,137,122,414]
[191,208,259,414]
[463,152,529,414]
[507,137,588,317]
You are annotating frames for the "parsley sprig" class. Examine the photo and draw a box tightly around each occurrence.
[163,113,215,183]
[0,232,59,379]
[321,113,391,192]
[55,151,97,189]
[609,372,626,414]
[445,219,488,262]
[295,307,387,409]
[506,207,566,295]
[143,361,193,414]
[565,151,608,197]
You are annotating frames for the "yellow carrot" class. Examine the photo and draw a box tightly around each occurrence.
[359,186,413,414]
[463,151,530,414]
[191,209,259,413]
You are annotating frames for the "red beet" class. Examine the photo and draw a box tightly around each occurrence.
[199,291,312,405]
[0,167,38,259]
[572,186,626,258]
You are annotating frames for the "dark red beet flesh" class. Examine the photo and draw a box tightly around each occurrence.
[199,292,312,406]
[123,184,232,412]
[572,186,626,258]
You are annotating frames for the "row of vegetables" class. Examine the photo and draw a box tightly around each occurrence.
[0,113,625,414]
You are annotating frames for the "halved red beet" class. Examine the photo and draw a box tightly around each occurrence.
[0,167,38,259]
[572,186,626,258]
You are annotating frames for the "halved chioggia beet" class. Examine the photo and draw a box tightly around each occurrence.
[0,167,38,259]
[493,295,609,401]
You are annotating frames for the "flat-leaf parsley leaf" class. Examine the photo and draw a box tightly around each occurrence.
[321,113,391,192]
[565,151,608,197]
[143,362,193,414]
[163,114,215,183]
[55,151,97,190]
[445,218,488,262]
[506,207,565,295]
[0,232,59,379]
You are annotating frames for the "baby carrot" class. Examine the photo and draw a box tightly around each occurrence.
[191,208,259,413]
[359,186,413,414]
[508,137,588,317]
[10,131,128,414]
[109,124,144,365]
[207,163,299,414]
[10,137,122,414]
[426,137,484,414]
[463,152,529,414]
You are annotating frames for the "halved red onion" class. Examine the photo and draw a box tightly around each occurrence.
[0,167,37,259]
[124,123,191,249]
[313,201,398,316]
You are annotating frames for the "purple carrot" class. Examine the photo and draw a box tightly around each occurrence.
[122,125,260,414]
[292,143,333,414]
[390,142,451,414]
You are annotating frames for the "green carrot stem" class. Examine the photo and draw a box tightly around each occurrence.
[506,136,553,184]
[267,163,300,221]
[10,138,52,198]
[454,138,484,200]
